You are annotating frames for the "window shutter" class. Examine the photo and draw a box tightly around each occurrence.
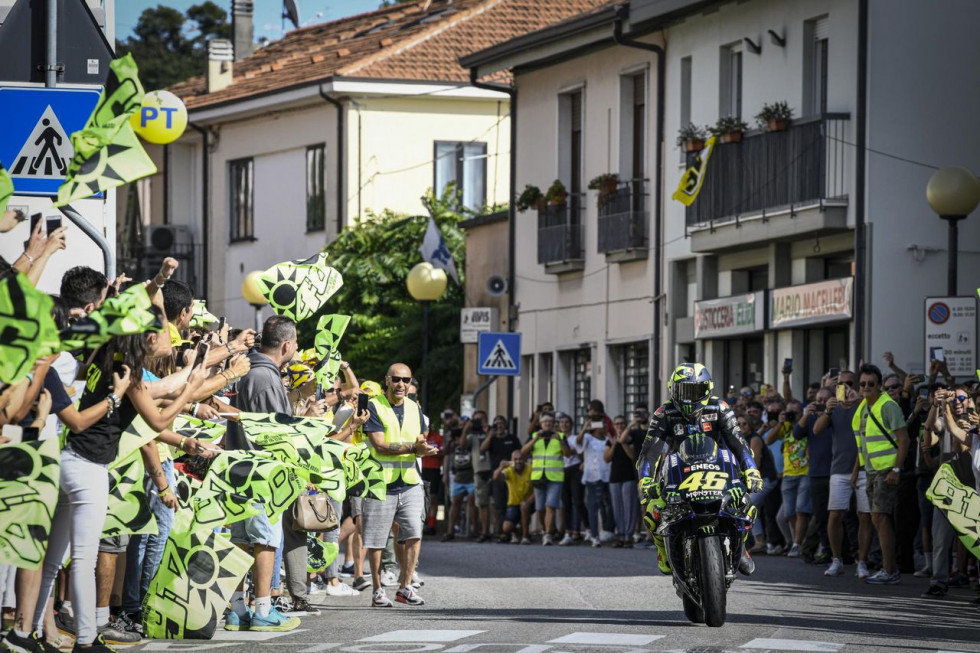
[813,17,829,40]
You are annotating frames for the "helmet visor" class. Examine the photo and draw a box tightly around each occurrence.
[674,382,711,403]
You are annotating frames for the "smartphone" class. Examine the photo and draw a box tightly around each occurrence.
[315,385,325,401]
[836,384,846,401]
[1,424,23,445]
[191,341,210,369]
[919,387,930,399]
[30,212,43,234]
[357,392,370,414]
[930,347,945,362]
[783,358,793,373]
[591,420,604,430]
[828,367,840,379]
[46,217,62,234]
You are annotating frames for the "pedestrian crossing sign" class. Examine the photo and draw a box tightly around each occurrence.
[0,86,102,196]
[478,331,521,376]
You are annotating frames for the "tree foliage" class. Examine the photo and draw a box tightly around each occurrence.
[299,187,467,417]
[116,2,232,90]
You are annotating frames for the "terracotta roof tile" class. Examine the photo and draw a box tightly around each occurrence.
[171,0,611,111]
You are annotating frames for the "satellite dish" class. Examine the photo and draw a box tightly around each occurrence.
[486,275,508,297]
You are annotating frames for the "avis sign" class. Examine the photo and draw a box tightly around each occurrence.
[924,297,976,377]
[460,307,498,344]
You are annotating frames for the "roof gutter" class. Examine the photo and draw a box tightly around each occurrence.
[853,0,869,363]
[613,13,665,405]
[469,66,517,430]
[319,84,346,236]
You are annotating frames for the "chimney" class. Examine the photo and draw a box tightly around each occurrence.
[232,0,254,61]
[207,39,234,93]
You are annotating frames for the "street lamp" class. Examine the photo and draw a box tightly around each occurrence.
[926,165,980,295]
[241,270,270,333]
[406,262,447,411]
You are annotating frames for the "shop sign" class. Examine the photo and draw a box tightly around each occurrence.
[924,296,976,378]
[694,291,765,339]
[770,277,853,329]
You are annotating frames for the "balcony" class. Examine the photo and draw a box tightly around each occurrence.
[537,196,584,273]
[598,179,649,262]
[685,113,851,253]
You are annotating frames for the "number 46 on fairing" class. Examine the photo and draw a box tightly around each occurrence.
[678,470,729,492]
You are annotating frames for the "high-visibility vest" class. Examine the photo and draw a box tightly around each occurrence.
[852,393,899,471]
[530,431,565,482]
[369,395,421,486]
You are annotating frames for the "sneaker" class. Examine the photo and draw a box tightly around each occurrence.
[411,572,423,588]
[592,538,601,548]
[787,543,802,558]
[325,582,359,597]
[96,622,141,645]
[340,561,355,577]
[766,543,785,556]
[395,586,425,606]
[520,537,531,545]
[599,530,615,543]
[372,588,393,608]
[116,612,142,636]
[224,609,251,631]
[510,533,519,544]
[54,612,75,637]
[856,560,870,579]
[558,534,574,546]
[72,634,117,653]
[914,565,933,578]
[308,581,328,595]
[440,532,455,542]
[477,533,492,543]
[542,533,553,546]
[3,629,50,653]
[825,558,845,577]
[622,539,634,549]
[948,573,970,588]
[352,576,371,592]
[287,598,321,616]
[250,607,300,632]
[611,540,624,548]
[632,532,644,544]
[866,570,901,585]
[271,595,292,614]
[922,584,948,598]
[380,570,399,587]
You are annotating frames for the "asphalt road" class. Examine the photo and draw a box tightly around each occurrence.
[133,540,980,653]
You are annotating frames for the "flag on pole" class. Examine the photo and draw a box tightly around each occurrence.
[672,136,717,207]
[419,216,459,284]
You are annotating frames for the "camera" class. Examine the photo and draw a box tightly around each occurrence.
[471,419,483,431]
[784,412,797,423]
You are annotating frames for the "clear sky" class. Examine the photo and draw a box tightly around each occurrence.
[116,1,383,41]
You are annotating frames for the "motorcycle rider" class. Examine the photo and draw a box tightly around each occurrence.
[637,363,763,575]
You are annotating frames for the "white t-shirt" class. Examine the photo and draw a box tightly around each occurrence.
[580,433,611,483]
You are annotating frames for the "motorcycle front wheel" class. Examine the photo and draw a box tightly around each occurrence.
[698,535,727,627]
[682,592,704,624]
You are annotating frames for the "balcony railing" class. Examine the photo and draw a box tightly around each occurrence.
[685,113,850,228]
[598,179,648,254]
[537,195,584,265]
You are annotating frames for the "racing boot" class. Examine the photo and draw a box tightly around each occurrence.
[654,534,672,574]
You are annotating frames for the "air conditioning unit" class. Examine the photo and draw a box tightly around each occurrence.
[145,224,195,253]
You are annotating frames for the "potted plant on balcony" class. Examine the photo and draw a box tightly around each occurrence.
[676,123,707,152]
[711,115,749,144]
[516,184,544,212]
[755,101,793,132]
[588,173,620,208]
[545,179,568,207]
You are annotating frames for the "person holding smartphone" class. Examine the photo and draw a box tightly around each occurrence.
[577,406,614,547]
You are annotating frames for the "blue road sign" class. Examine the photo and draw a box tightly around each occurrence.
[0,86,101,196]
[478,331,522,376]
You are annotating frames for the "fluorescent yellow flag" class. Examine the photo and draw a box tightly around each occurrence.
[672,136,717,206]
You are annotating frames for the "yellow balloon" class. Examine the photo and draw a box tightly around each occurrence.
[130,90,188,144]
[241,271,269,306]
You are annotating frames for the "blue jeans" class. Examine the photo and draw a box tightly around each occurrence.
[122,459,176,614]
[608,481,638,539]
[585,481,614,539]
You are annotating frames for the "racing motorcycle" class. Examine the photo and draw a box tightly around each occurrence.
[656,434,754,627]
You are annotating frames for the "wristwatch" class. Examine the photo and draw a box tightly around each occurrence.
[891,467,901,474]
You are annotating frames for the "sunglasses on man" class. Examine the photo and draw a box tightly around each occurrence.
[389,376,412,384]
[883,384,900,391]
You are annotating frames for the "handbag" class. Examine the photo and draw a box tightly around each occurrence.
[291,493,339,532]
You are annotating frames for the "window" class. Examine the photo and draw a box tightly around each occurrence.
[558,88,584,201]
[306,145,325,232]
[620,71,646,182]
[679,56,692,162]
[719,43,742,119]
[804,17,829,115]
[228,158,254,243]
[622,342,649,416]
[433,141,487,212]
[573,348,591,429]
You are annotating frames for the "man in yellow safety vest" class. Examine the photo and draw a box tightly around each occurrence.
[361,363,439,607]
[520,411,572,545]
[851,364,909,585]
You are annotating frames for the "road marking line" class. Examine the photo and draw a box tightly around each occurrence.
[210,629,308,641]
[548,633,664,646]
[741,639,842,652]
[444,647,551,653]
[360,630,486,642]
[141,644,240,651]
